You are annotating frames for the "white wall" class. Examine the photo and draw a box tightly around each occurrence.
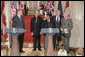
[69,1,84,48]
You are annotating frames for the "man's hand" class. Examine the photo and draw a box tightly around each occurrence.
[31,32,33,35]
[64,29,68,33]
[25,30,26,32]
[64,29,66,32]
[40,32,42,34]
[60,28,63,31]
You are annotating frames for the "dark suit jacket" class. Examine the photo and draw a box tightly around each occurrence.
[12,15,25,30]
[30,16,43,35]
[42,19,56,28]
[52,15,62,28]
[42,19,56,35]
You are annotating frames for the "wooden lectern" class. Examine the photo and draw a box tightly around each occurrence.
[41,28,59,56]
[5,28,25,56]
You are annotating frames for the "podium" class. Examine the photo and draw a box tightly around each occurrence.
[5,28,25,56]
[41,28,59,56]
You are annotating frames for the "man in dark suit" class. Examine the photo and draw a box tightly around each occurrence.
[12,9,25,53]
[30,10,43,51]
[52,10,61,50]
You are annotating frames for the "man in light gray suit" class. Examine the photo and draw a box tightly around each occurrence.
[61,12,73,53]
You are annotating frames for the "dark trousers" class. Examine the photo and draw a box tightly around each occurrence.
[33,34,41,50]
[43,34,46,50]
[62,33,71,52]
[62,35,70,52]
[18,33,24,52]
[53,33,61,50]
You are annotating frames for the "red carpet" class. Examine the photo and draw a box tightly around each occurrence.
[24,15,44,42]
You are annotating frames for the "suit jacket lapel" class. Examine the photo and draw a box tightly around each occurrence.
[54,16,56,21]
[17,15,21,21]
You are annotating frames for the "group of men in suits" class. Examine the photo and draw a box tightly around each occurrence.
[12,9,73,53]
[30,10,73,53]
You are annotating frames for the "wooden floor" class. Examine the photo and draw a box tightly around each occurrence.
[1,48,76,56]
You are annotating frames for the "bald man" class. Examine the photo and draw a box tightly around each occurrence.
[30,10,43,51]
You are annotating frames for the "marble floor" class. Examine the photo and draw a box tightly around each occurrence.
[1,48,76,56]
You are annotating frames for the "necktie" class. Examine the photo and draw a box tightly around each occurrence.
[19,16,21,21]
[35,17,37,23]
[57,16,59,24]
